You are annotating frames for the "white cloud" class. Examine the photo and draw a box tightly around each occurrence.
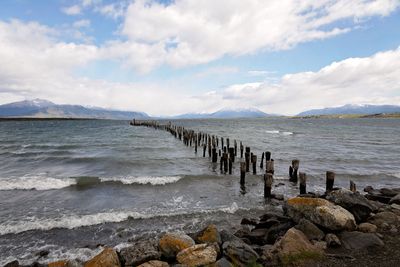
[194,66,239,78]
[95,2,128,19]
[247,70,276,77]
[116,0,400,72]
[61,5,82,15]
[73,19,91,28]
[201,47,400,115]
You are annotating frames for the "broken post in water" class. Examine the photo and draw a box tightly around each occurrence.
[264,173,273,198]
[266,159,274,175]
[228,157,232,175]
[260,152,264,169]
[212,147,218,163]
[289,159,300,183]
[326,171,335,192]
[252,154,257,174]
[299,172,307,194]
[240,142,244,158]
[350,180,356,193]
[245,147,250,172]
[240,162,246,185]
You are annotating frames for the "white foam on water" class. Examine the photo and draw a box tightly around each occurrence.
[0,202,242,235]
[0,176,76,190]
[265,130,293,135]
[102,175,183,185]
[393,173,400,179]
[0,175,184,191]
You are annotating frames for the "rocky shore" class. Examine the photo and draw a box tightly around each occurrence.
[4,185,400,267]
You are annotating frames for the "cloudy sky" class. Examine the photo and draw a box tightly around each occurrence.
[0,0,400,116]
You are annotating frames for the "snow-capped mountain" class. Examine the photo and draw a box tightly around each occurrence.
[297,104,400,116]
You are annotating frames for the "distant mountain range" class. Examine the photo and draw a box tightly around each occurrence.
[0,99,149,120]
[297,104,400,116]
[170,108,277,119]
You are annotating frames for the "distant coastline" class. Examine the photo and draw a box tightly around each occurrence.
[291,113,400,119]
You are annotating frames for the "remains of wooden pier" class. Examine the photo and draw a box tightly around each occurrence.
[130,119,347,199]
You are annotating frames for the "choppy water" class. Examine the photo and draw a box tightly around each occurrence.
[0,118,399,264]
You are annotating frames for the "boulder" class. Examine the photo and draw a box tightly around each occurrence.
[390,194,400,205]
[380,188,400,197]
[84,248,120,267]
[358,222,377,233]
[220,230,242,244]
[195,225,222,245]
[294,219,324,241]
[240,218,259,226]
[368,211,399,227]
[273,228,324,265]
[284,197,356,231]
[137,260,169,267]
[176,244,218,266]
[210,257,233,267]
[3,261,19,267]
[326,189,377,222]
[325,233,341,247]
[312,241,327,250]
[222,239,259,267]
[48,261,68,267]
[159,233,195,258]
[339,231,384,250]
[119,239,161,266]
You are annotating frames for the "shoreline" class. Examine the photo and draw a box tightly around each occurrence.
[4,184,400,267]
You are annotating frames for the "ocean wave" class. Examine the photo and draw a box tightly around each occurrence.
[393,173,400,179]
[0,202,241,235]
[0,175,184,191]
[265,130,293,135]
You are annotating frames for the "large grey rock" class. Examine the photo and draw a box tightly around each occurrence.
[284,197,356,231]
[222,239,259,267]
[390,193,400,205]
[325,233,341,247]
[339,231,384,250]
[159,232,195,258]
[212,257,233,267]
[294,219,324,241]
[326,189,377,222]
[368,211,399,227]
[119,239,161,266]
[137,261,169,267]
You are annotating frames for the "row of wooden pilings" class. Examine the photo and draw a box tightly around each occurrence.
[131,119,348,198]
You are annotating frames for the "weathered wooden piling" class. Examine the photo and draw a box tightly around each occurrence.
[203,144,206,157]
[260,152,264,168]
[229,147,235,163]
[240,142,244,158]
[212,147,218,163]
[264,173,273,198]
[289,159,300,183]
[252,154,257,174]
[350,180,356,193]
[266,159,274,174]
[240,162,246,185]
[326,171,335,192]
[245,147,250,172]
[234,140,237,156]
[228,157,232,174]
[265,151,271,161]
[218,149,221,157]
[221,137,224,149]
[227,138,230,149]
[299,172,307,194]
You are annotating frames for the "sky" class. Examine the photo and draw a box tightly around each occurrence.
[0,0,400,116]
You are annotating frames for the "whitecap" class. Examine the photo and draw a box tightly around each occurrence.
[103,176,183,186]
[0,176,76,191]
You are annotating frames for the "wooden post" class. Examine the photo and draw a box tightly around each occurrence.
[265,151,271,161]
[289,159,300,183]
[223,153,228,173]
[212,147,218,163]
[266,159,274,174]
[299,172,307,194]
[229,147,235,163]
[228,157,232,175]
[220,155,223,173]
[240,162,246,185]
[264,173,273,198]
[326,171,335,192]
[194,140,197,153]
[221,137,224,149]
[227,138,230,149]
[260,152,264,168]
[203,144,206,157]
[234,140,237,156]
[245,147,250,172]
[350,180,356,193]
[252,154,257,174]
[218,149,221,157]
[240,142,243,158]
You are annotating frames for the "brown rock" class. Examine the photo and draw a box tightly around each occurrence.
[48,261,68,267]
[176,244,218,266]
[369,211,399,227]
[325,233,341,247]
[84,248,120,267]
[159,233,195,258]
[137,260,169,267]
[273,228,324,265]
[195,224,222,245]
[358,222,377,233]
